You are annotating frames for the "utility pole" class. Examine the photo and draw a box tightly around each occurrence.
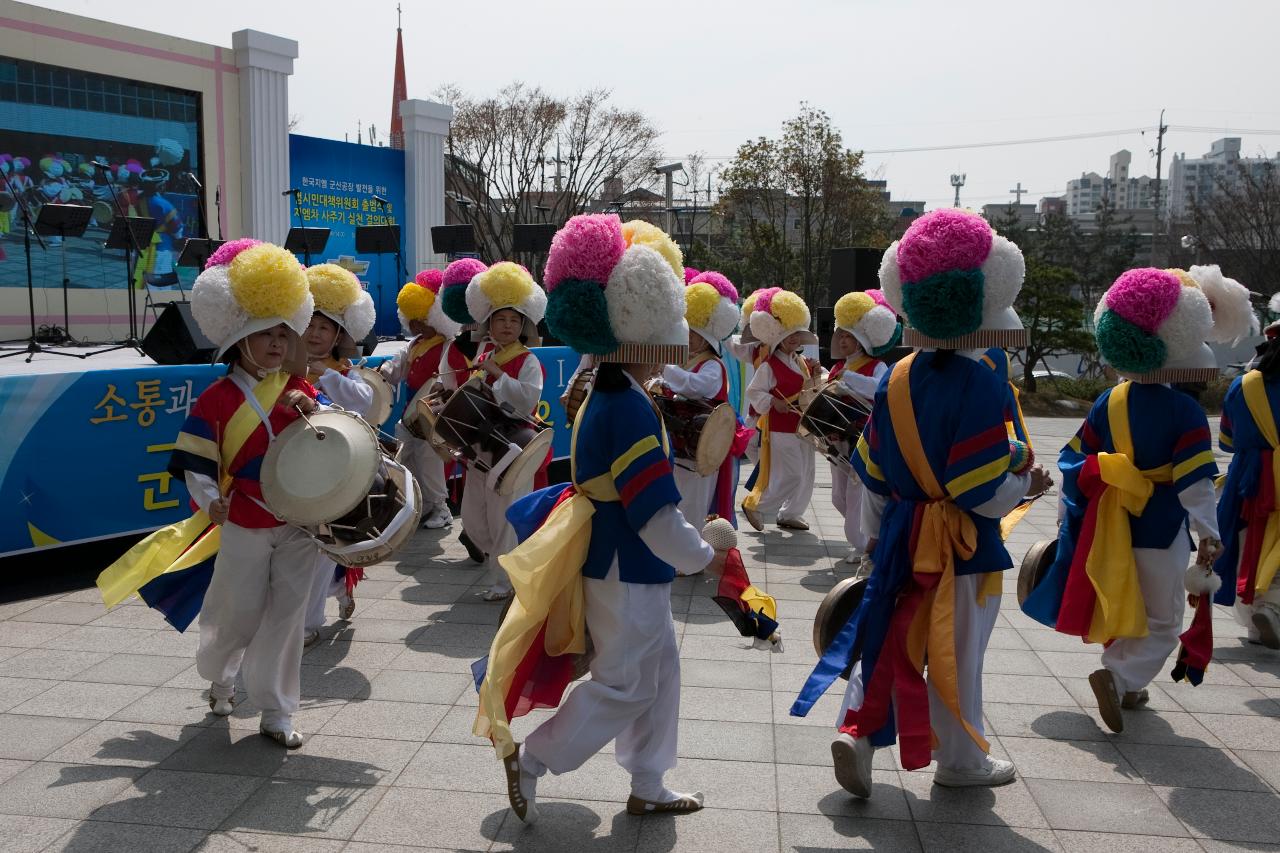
[950,173,966,208]
[1150,108,1167,263]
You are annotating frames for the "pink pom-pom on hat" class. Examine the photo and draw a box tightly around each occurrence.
[896,208,993,284]
[683,267,701,284]
[443,258,487,288]
[866,288,893,310]
[690,270,738,301]
[1104,268,1181,333]
[415,268,444,292]
[752,286,781,315]
[543,213,626,292]
[205,237,262,270]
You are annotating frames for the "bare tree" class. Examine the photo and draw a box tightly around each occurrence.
[441,83,661,265]
[1190,161,1280,295]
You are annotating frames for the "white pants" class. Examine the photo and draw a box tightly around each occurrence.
[461,465,534,595]
[837,573,1001,771]
[756,432,815,521]
[396,423,449,514]
[1102,536,1191,694]
[674,464,715,530]
[1229,543,1280,632]
[524,566,680,796]
[197,522,315,729]
[304,552,346,634]
[831,463,870,552]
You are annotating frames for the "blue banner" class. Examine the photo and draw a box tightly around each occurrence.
[0,347,576,557]
[287,134,407,336]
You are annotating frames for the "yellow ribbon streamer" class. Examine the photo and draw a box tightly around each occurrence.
[1242,370,1280,594]
[886,353,988,756]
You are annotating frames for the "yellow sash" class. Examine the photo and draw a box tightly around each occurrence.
[408,334,444,364]
[96,372,291,609]
[886,353,988,756]
[1242,371,1280,594]
[743,355,811,514]
[473,341,528,380]
[684,349,715,373]
[1076,381,1169,643]
[307,355,350,385]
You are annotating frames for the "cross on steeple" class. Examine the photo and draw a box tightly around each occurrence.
[397,3,402,29]
[1009,182,1027,205]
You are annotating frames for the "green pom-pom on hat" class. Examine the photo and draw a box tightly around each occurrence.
[1096,309,1167,373]
[901,269,984,340]
[547,279,618,355]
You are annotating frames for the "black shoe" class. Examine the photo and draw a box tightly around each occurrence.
[459,529,485,564]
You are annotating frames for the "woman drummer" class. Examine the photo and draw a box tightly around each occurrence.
[460,262,547,601]
[827,290,900,564]
[741,289,820,532]
[659,271,740,561]
[300,263,378,645]
[172,239,319,748]
[381,267,474,531]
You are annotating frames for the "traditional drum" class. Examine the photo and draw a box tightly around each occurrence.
[351,366,394,428]
[650,393,736,477]
[812,574,869,680]
[797,381,870,473]
[401,380,442,441]
[260,409,421,567]
[562,368,594,425]
[423,376,552,496]
[91,200,114,228]
[1017,538,1057,606]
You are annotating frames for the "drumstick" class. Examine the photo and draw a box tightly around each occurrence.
[294,405,326,440]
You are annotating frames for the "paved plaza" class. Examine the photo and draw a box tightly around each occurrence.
[0,417,1277,852]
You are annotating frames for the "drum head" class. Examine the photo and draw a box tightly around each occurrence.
[1017,539,1057,606]
[495,428,553,496]
[92,200,114,227]
[352,367,394,428]
[813,576,868,680]
[319,459,422,567]
[694,403,736,476]
[261,410,380,526]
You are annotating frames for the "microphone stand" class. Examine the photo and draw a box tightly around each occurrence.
[86,162,149,356]
[373,196,406,329]
[0,170,82,361]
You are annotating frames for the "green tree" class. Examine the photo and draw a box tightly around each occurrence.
[1013,259,1095,392]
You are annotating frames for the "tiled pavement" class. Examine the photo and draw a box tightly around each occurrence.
[1,416,1278,852]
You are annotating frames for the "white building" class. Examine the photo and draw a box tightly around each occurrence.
[1168,137,1280,220]
[1065,151,1165,218]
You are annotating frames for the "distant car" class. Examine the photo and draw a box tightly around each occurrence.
[1030,368,1076,382]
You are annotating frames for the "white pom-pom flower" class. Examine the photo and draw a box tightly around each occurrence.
[1157,285,1214,361]
[980,236,1026,325]
[878,241,904,313]
[606,244,685,344]
[1190,264,1258,344]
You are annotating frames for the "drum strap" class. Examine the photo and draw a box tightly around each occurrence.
[228,373,278,441]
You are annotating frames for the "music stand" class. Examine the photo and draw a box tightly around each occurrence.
[357,225,404,335]
[430,224,477,256]
[177,237,226,274]
[512,223,556,254]
[83,216,157,357]
[34,204,93,345]
[284,227,329,267]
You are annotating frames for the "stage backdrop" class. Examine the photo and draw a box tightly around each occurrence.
[0,346,578,557]
[288,135,407,337]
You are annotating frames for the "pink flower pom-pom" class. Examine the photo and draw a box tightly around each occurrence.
[865,288,892,309]
[544,214,626,292]
[205,237,262,270]
[443,257,487,288]
[750,286,783,315]
[896,209,993,284]
[690,271,738,301]
[1104,268,1182,333]
[415,268,444,292]
[683,267,701,284]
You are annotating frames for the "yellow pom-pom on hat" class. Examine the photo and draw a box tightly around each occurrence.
[307,264,361,314]
[1165,268,1200,289]
[466,261,547,334]
[685,282,721,331]
[622,220,683,282]
[229,243,309,320]
[397,282,435,322]
[771,291,810,331]
[835,292,876,330]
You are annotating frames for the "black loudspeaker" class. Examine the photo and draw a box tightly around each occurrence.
[430,224,477,255]
[512,222,557,253]
[358,328,379,356]
[827,246,885,304]
[142,301,218,365]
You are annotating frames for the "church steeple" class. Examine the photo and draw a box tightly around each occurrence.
[389,4,407,150]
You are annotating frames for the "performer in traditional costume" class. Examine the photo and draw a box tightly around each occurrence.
[660,271,740,544]
[1205,274,1280,648]
[301,263,377,644]
[381,268,470,530]
[98,239,318,748]
[827,290,901,563]
[741,290,819,531]
[793,209,1046,796]
[1022,266,1230,733]
[474,215,726,823]
[460,262,547,601]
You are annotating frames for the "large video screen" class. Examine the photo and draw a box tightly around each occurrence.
[0,57,204,293]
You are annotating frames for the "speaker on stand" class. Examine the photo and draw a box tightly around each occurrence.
[141,302,218,365]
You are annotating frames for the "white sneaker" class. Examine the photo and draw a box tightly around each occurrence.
[1254,605,1280,650]
[260,725,304,749]
[423,505,453,529]
[844,547,863,565]
[831,733,873,798]
[208,694,234,717]
[934,757,1017,788]
[303,629,321,648]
